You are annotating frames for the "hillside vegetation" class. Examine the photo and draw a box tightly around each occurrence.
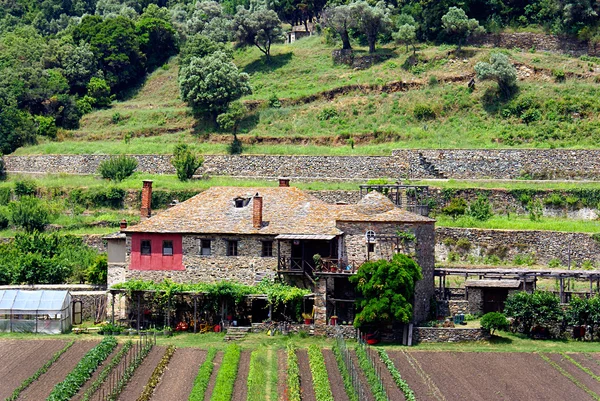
[14,36,600,156]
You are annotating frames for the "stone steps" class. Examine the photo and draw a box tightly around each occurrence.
[224,326,251,341]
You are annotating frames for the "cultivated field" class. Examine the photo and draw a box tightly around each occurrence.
[3,338,600,401]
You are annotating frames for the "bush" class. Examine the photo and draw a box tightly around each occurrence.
[0,187,11,205]
[0,207,9,229]
[35,116,58,139]
[171,143,204,181]
[442,197,467,219]
[553,69,566,83]
[268,93,281,108]
[504,291,563,337]
[317,107,339,121]
[0,157,5,181]
[480,312,509,335]
[227,137,243,155]
[98,155,137,181]
[14,179,38,197]
[468,195,492,221]
[69,187,126,209]
[413,104,436,120]
[8,196,50,232]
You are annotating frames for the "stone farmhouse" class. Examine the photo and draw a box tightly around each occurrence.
[107,179,436,324]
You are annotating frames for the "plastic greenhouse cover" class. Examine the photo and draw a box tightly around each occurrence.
[0,290,70,313]
[0,290,18,313]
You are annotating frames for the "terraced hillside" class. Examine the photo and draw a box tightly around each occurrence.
[13,36,600,156]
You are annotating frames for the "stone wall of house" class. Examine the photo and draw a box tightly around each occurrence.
[436,227,600,266]
[250,322,357,338]
[9,149,600,180]
[412,327,490,343]
[71,291,108,321]
[468,32,599,57]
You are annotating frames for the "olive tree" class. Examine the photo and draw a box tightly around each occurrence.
[233,7,284,61]
[178,51,251,116]
[322,4,355,50]
[441,7,484,51]
[393,23,417,54]
[475,52,518,97]
[351,1,392,54]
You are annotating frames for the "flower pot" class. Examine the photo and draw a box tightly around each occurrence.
[304,318,312,325]
[330,317,338,326]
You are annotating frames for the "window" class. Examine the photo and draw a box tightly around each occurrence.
[163,240,173,256]
[227,240,238,256]
[262,241,273,257]
[367,243,375,253]
[201,239,211,256]
[141,240,151,255]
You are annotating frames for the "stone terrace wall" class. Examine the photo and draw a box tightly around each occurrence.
[8,149,600,180]
[393,149,600,180]
[469,32,599,57]
[436,227,600,266]
[413,327,490,343]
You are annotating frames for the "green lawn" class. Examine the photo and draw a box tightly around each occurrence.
[435,214,600,233]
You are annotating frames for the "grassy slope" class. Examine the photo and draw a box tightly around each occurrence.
[13,37,600,156]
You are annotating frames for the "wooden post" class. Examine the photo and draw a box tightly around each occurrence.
[111,292,116,324]
[137,292,141,332]
[193,296,197,334]
[559,277,565,303]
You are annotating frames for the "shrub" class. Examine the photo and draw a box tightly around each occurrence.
[69,187,126,209]
[480,312,509,335]
[553,69,566,82]
[456,238,471,252]
[0,207,9,229]
[504,291,563,337]
[227,137,243,155]
[544,193,566,207]
[8,196,50,232]
[171,143,204,181]
[14,179,38,197]
[442,197,467,219]
[98,155,137,181]
[428,75,438,86]
[35,115,58,139]
[468,195,492,221]
[413,104,436,120]
[317,107,339,121]
[268,93,281,108]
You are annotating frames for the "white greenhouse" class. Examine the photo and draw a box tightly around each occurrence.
[0,290,72,334]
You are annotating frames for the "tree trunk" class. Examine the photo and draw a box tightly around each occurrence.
[412,44,416,56]
[341,30,352,50]
[368,38,376,54]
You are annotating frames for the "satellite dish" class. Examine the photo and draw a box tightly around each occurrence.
[365,230,376,243]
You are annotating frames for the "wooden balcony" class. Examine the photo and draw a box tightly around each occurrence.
[278,257,358,275]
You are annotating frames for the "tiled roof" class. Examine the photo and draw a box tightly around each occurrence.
[122,186,434,235]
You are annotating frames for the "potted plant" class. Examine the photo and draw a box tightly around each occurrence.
[302,313,313,325]
[329,315,338,326]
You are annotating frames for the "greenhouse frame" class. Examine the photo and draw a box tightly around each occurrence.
[0,290,72,334]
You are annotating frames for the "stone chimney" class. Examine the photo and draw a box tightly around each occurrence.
[253,195,263,229]
[278,177,290,187]
[141,180,153,220]
[120,219,128,230]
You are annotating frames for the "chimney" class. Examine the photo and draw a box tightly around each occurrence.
[253,195,263,229]
[278,177,290,187]
[120,219,128,230]
[141,180,153,220]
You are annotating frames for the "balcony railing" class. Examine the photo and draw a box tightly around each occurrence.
[278,257,358,274]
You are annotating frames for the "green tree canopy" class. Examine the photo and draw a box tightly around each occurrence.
[393,23,417,54]
[179,51,251,116]
[233,7,284,60]
[351,1,392,54]
[349,253,422,327]
[322,4,355,50]
[475,52,518,97]
[136,17,179,70]
[504,291,563,337]
[441,6,484,51]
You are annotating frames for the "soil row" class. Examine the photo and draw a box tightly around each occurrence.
[117,346,167,401]
[150,348,207,401]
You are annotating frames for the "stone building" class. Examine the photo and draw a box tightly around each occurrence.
[107,179,435,323]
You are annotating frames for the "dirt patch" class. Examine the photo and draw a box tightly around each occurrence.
[565,353,600,377]
[203,351,224,401]
[296,349,316,401]
[72,343,123,401]
[348,350,375,401]
[367,348,405,401]
[232,350,251,401]
[321,349,350,401]
[149,348,206,401]
[0,340,68,400]
[387,351,440,401]
[18,340,98,401]
[277,349,287,401]
[546,353,600,395]
[117,346,167,401]
[408,351,592,401]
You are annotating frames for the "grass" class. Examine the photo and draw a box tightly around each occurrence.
[435,214,600,233]
[9,37,600,156]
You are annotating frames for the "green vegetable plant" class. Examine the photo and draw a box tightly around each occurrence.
[81,341,134,401]
[355,345,387,401]
[6,341,74,401]
[47,336,118,401]
[210,344,241,401]
[332,341,358,401]
[137,345,176,401]
[247,349,268,401]
[286,345,301,401]
[377,349,416,401]
[308,345,334,401]
[188,348,218,401]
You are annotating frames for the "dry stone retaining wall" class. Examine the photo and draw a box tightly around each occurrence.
[468,32,599,57]
[412,327,490,343]
[7,149,600,180]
